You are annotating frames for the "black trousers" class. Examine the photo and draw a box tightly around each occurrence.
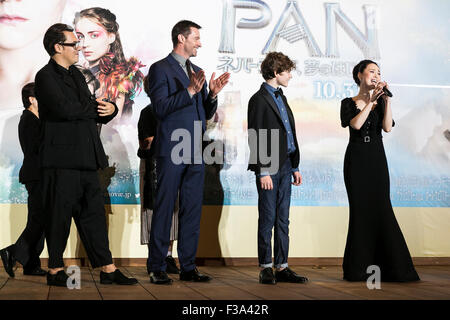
[41,169,113,268]
[12,181,45,270]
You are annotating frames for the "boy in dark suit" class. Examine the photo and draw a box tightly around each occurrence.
[248,52,308,284]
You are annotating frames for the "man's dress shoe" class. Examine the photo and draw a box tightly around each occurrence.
[179,268,211,282]
[275,267,308,283]
[100,269,138,285]
[0,246,16,278]
[259,267,276,284]
[150,271,173,285]
[47,270,69,287]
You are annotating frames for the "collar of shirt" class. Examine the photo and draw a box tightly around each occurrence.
[22,109,41,122]
[171,51,188,67]
[23,109,39,121]
[263,82,281,97]
[49,58,76,77]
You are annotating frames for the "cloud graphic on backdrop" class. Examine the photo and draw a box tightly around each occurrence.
[391,91,450,168]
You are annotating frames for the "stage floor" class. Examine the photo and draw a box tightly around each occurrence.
[1,265,449,300]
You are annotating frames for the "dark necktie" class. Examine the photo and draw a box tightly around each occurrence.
[274,88,283,98]
[185,59,193,78]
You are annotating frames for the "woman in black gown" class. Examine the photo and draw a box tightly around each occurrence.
[340,60,420,282]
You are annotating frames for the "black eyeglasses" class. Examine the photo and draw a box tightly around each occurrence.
[59,41,80,48]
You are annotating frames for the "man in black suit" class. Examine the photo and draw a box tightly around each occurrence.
[34,23,137,286]
[0,83,46,278]
[247,52,308,285]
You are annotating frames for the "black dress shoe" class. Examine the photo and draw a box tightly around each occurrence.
[275,267,308,283]
[259,267,276,284]
[100,269,138,285]
[47,270,69,287]
[23,266,47,276]
[150,271,173,285]
[179,268,211,282]
[165,256,180,274]
[0,245,16,278]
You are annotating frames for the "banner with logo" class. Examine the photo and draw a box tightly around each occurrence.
[0,0,448,207]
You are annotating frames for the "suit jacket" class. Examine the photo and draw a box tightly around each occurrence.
[35,59,118,170]
[247,84,300,175]
[18,109,41,183]
[147,54,217,158]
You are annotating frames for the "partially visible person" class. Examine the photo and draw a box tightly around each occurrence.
[0,82,46,278]
[74,7,144,122]
[247,52,308,285]
[340,60,420,282]
[138,76,180,275]
[35,23,137,286]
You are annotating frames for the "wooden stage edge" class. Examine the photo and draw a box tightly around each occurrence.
[2,257,449,268]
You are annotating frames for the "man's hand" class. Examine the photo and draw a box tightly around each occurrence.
[187,70,206,96]
[292,171,302,186]
[209,72,230,98]
[96,99,115,117]
[260,175,273,190]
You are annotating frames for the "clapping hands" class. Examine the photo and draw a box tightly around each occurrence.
[187,70,231,98]
[187,70,206,96]
[209,72,231,98]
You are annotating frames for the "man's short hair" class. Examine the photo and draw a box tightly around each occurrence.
[260,52,296,80]
[21,82,35,109]
[171,20,201,47]
[43,23,74,56]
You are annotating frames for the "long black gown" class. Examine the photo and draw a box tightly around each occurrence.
[340,97,420,282]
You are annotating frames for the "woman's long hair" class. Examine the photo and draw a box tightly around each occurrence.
[74,7,126,65]
[74,7,144,118]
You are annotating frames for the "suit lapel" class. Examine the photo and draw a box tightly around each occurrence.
[260,85,298,140]
[166,54,190,87]
[186,61,205,125]
[260,85,283,124]
[167,55,205,121]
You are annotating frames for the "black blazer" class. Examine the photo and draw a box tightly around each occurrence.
[18,109,41,183]
[247,84,300,175]
[35,59,118,170]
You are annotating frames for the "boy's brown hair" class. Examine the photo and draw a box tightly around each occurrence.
[260,52,296,80]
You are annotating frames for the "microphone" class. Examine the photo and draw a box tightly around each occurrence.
[382,87,393,98]
[372,80,393,98]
